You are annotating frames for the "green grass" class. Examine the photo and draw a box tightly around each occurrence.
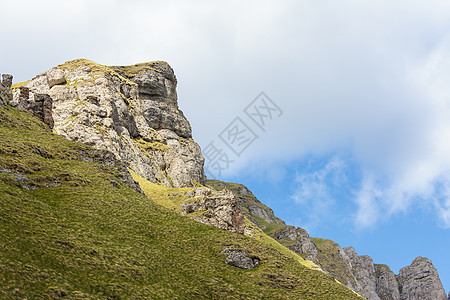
[242,218,321,271]
[130,170,192,211]
[0,105,361,299]
[109,61,169,79]
[133,138,171,153]
[10,80,30,90]
[311,238,358,289]
[56,59,137,87]
[133,172,320,270]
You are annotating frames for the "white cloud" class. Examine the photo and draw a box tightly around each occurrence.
[354,175,381,229]
[3,0,450,228]
[291,155,348,230]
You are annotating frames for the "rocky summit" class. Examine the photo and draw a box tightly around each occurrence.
[1,59,448,299]
[10,59,205,188]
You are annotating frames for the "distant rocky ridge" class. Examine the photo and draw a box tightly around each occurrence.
[206,179,447,300]
[2,59,448,299]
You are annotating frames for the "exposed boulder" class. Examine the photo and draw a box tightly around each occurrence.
[11,86,30,109]
[14,59,205,187]
[32,93,54,129]
[398,257,447,300]
[46,67,66,88]
[221,247,260,269]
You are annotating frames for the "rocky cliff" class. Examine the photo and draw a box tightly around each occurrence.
[10,59,205,188]
[0,98,363,299]
[3,59,447,299]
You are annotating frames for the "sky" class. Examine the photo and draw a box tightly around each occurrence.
[1,0,450,293]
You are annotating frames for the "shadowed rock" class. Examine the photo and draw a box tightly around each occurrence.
[221,247,260,269]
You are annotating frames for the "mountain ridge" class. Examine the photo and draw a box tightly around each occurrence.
[0,78,361,299]
[1,59,448,299]
[205,179,448,300]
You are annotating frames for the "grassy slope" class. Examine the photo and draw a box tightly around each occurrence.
[207,179,362,292]
[311,238,358,289]
[0,106,360,299]
[132,173,320,271]
[206,179,319,261]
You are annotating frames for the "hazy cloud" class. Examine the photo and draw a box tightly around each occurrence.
[291,155,348,230]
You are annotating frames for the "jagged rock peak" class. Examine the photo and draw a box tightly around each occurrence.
[398,256,447,300]
[374,264,400,300]
[13,59,205,187]
[341,248,447,300]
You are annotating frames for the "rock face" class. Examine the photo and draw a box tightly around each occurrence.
[271,226,319,263]
[344,247,381,300]
[338,249,447,300]
[15,59,205,187]
[0,74,13,107]
[206,179,285,229]
[375,264,400,300]
[180,188,245,234]
[10,87,54,128]
[398,257,447,300]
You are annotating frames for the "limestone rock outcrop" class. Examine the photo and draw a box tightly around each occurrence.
[180,188,245,233]
[6,59,446,299]
[204,179,448,300]
[271,226,319,263]
[374,264,400,300]
[339,249,447,300]
[344,247,381,300]
[206,179,285,229]
[398,257,447,300]
[14,59,205,187]
[10,87,54,128]
[0,74,13,107]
